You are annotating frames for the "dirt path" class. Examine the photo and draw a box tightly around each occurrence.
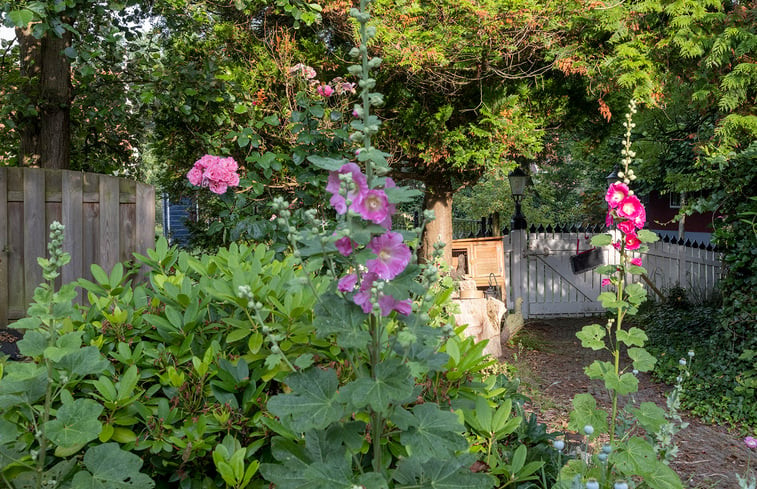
[500,318,754,489]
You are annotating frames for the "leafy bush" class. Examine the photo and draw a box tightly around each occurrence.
[636,288,757,430]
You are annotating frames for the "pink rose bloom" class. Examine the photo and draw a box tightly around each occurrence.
[601,278,612,287]
[338,273,358,293]
[625,232,642,251]
[367,232,411,280]
[326,162,368,214]
[377,295,412,316]
[208,181,228,195]
[630,257,642,266]
[745,437,757,449]
[617,195,644,222]
[354,189,391,225]
[617,220,636,235]
[605,182,629,209]
[317,84,334,97]
[335,236,357,256]
[187,166,204,186]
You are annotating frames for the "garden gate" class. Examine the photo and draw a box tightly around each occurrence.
[0,168,155,327]
[502,225,722,319]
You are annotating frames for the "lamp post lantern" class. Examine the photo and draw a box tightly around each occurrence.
[606,166,619,187]
[508,167,528,230]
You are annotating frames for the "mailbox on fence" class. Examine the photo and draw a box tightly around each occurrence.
[0,168,155,327]
[451,236,506,305]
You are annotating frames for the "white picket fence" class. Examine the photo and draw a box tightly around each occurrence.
[503,227,722,319]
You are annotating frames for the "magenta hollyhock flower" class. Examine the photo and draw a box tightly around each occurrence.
[354,189,391,225]
[377,295,412,316]
[625,232,642,250]
[335,236,357,256]
[617,220,636,235]
[366,232,411,280]
[632,203,646,229]
[338,273,358,293]
[630,257,642,266]
[353,272,379,314]
[601,278,612,287]
[617,195,644,223]
[326,162,368,214]
[317,84,334,97]
[745,436,757,449]
[605,182,629,209]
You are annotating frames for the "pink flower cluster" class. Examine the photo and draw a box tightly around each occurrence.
[605,182,646,253]
[745,436,757,449]
[329,162,411,316]
[187,155,241,195]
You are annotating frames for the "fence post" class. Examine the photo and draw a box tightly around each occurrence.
[509,228,528,319]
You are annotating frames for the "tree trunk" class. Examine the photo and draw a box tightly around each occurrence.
[420,175,454,266]
[16,24,72,169]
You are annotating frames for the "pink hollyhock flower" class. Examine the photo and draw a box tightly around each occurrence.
[617,195,644,223]
[377,295,412,316]
[617,220,636,235]
[602,278,612,287]
[317,84,334,97]
[338,273,358,293]
[630,257,642,266]
[326,162,368,214]
[353,272,378,314]
[625,232,641,250]
[745,436,757,449]
[605,182,629,209]
[632,204,646,229]
[335,236,357,256]
[367,232,411,280]
[354,189,391,225]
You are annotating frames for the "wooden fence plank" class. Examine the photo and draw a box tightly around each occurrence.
[0,169,8,326]
[62,171,83,289]
[99,175,120,274]
[23,169,45,308]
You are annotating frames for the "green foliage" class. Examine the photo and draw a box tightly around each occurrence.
[637,289,757,430]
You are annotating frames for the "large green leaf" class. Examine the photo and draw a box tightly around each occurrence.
[56,347,110,378]
[0,362,48,406]
[628,347,656,372]
[629,402,667,436]
[313,294,370,350]
[338,358,414,414]
[44,331,85,362]
[604,371,638,396]
[567,393,608,436]
[44,393,103,450]
[611,437,683,489]
[260,433,354,489]
[392,454,495,489]
[267,368,345,432]
[576,324,606,350]
[71,443,155,488]
[616,327,647,347]
[400,403,469,462]
[16,330,48,357]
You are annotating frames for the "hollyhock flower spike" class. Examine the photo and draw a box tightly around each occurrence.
[326,162,368,214]
[367,231,411,280]
[605,182,629,209]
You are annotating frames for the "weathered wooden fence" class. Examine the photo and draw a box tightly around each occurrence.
[0,167,155,326]
[503,226,722,319]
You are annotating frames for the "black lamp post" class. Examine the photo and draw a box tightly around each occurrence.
[606,166,619,187]
[508,167,528,230]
